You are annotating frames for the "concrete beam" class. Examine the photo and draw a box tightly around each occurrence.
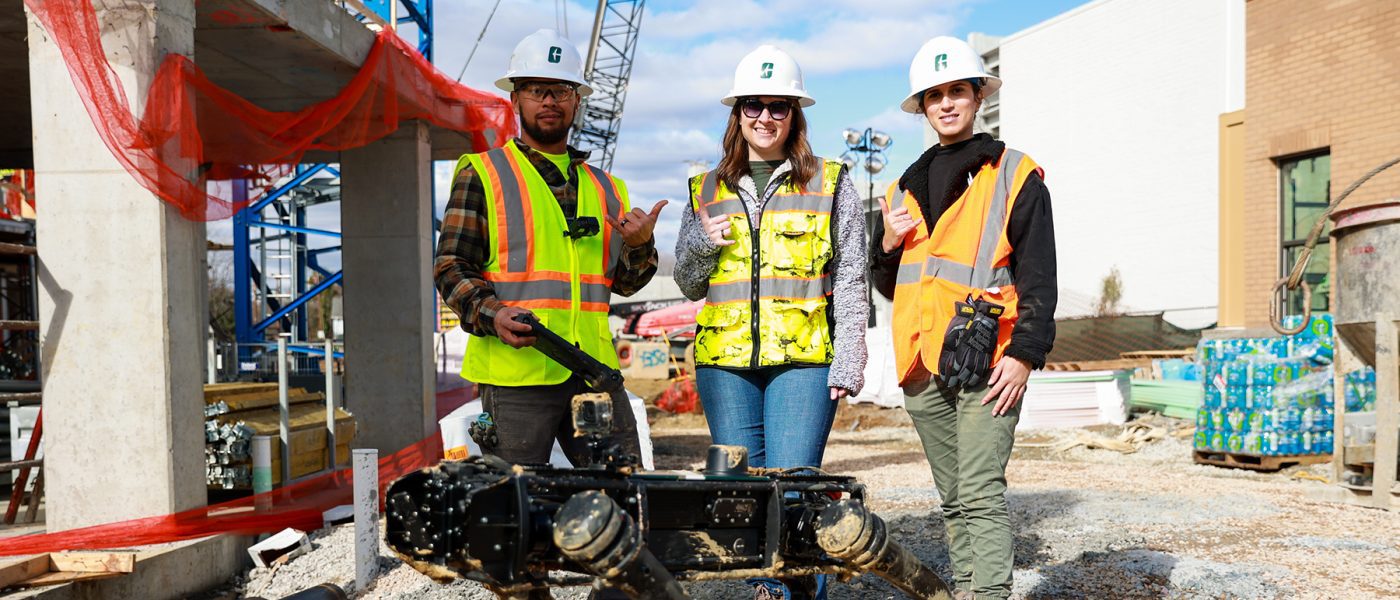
[340,121,435,454]
[193,0,376,111]
[28,0,207,531]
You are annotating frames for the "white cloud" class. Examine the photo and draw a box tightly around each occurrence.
[425,0,975,256]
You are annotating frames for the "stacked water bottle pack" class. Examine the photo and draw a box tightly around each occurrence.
[1194,314,1336,456]
[1344,366,1376,413]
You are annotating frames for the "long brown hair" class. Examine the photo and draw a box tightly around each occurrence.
[715,101,819,193]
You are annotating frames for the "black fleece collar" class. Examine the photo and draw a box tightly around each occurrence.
[896,133,1004,234]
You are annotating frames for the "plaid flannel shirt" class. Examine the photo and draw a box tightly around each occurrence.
[434,138,659,336]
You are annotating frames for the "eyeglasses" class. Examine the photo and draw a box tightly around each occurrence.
[739,98,792,121]
[516,82,579,102]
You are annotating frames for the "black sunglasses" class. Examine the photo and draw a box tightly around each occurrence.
[739,98,792,121]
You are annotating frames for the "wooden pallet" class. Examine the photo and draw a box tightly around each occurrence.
[1193,449,1332,472]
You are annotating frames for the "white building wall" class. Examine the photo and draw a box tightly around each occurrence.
[997,0,1244,328]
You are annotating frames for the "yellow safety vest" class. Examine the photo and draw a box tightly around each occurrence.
[459,140,627,386]
[690,159,842,368]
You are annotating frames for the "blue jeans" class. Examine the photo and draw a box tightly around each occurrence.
[695,365,836,469]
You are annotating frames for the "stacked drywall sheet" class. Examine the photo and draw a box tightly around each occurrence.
[1019,370,1129,430]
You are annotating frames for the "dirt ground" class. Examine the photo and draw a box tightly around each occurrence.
[234,403,1400,599]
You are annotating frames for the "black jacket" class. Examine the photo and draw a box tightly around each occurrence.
[870,133,1057,369]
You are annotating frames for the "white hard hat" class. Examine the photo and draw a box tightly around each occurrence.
[900,36,1000,114]
[495,29,593,97]
[721,45,815,107]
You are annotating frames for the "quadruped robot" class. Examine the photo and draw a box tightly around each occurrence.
[384,316,953,599]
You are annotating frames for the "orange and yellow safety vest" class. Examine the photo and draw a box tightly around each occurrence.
[888,148,1041,385]
[458,140,628,386]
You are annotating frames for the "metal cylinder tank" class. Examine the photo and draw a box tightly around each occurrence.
[1331,201,1400,367]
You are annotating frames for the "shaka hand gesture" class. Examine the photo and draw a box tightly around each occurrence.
[878,196,923,253]
[606,200,669,248]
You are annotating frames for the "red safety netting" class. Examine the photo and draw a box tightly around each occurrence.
[0,433,443,557]
[25,0,517,221]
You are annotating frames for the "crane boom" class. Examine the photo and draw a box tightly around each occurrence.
[570,0,645,172]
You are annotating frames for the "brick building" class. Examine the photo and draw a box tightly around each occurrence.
[1219,0,1400,329]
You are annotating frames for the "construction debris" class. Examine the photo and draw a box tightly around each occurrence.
[1051,421,1168,454]
[0,552,136,589]
[248,528,313,569]
[203,383,355,489]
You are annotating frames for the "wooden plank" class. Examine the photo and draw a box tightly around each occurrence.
[1119,349,1196,359]
[1044,358,1150,372]
[16,571,122,588]
[1374,316,1399,510]
[0,392,42,406]
[1193,450,1332,472]
[0,242,36,256]
[1345,444,1376,465]
[49,552,135,573]
[211,388,323,412]
[204,382,276,396]
[0,321,38,331]
[219,405,351,436]
[23,469,42,524]
[0,458,42,470]
[0,556,50,588]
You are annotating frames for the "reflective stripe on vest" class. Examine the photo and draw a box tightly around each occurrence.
[689,159,841,368]
[888,148,1040,385]
[460,141,626,386]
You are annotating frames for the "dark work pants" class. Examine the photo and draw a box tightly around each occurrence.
[479,376,641,467]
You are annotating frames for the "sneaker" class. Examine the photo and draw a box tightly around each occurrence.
[751,578,786,600]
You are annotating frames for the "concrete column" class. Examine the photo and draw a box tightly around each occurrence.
[27,1,205,531]
[340,122,435,454]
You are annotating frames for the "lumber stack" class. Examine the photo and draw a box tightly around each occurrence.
[204,383,355,489]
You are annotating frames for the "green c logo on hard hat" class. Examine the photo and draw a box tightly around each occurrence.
[934,53,948,71]
[760,62,774,79]
[548,46,562,63]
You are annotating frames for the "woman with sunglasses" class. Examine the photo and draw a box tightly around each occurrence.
[674,45,867,600]
[871,36,1057,600]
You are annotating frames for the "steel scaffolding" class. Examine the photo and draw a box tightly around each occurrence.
[231,1,432,372]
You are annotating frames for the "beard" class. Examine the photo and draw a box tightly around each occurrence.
[521,111,572,146]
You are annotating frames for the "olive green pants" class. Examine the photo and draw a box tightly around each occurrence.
[903,375,1020,600]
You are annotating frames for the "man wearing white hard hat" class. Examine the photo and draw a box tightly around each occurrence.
[675,44,868,600]
[435,30,665,475]
[871,36,1057,600]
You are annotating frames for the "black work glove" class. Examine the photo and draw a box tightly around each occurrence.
[943,297,1005,389]
[957,298,1005,388]
[469,412,498,450]
[939,297,977,379]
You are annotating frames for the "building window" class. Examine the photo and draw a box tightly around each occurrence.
[1279,153,1330,315]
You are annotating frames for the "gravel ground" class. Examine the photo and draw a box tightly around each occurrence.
[228,408,1400,599]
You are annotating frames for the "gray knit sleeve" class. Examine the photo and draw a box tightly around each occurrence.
[827,168,869,394]
[674,199,721,301]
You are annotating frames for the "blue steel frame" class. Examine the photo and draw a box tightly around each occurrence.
[232,1,432,368]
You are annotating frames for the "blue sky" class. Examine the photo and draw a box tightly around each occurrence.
[430,0,1089,255]
[213,0,1089,266]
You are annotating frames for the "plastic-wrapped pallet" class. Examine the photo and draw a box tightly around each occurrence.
[1193,313,1336,457]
